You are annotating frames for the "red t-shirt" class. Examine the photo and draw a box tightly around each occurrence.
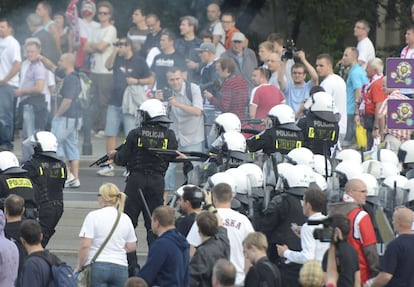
[347,208,377,284]
[364,77,387,115]
[250,84,285,120]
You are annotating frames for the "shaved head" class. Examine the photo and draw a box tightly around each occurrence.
[345,179,367,205]
[393,207,414,230]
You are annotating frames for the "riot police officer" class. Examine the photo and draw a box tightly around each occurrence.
[0,151,38,220]
[108,99,178,276]
[22,131,67,247]
[247,104,303,155]
[297,91,339,156]
[256,164,308,287]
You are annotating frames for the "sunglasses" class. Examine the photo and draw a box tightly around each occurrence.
[114,42,128,47]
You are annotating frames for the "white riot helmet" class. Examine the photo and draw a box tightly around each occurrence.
[398,140,414,168]
[404,179,414,204]
[238,163,264,188]
[313,154,332,177]
[303,91,337,122]
[31,131,58,153]
[335,160,363,187]
[206,172,236,196]
[214,113,241,134]
[0,151,26,174]
[225,168,249,195]
[282,165,311,196]
[138,99,171,124]
[370,149,399,166]
[362,160,382,179]
[268,104,300,131]
[222,131,246,152]
[287,147,314,167]
[381,162,400,178]
[312,172,328,191]
[335,149,362,164]
[277,162,295,178]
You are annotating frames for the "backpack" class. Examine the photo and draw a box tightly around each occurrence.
[33,251,77,287]
[77,71,93,110]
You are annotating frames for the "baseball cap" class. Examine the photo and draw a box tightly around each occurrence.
[195,42,216,54]
[232,32,246,42]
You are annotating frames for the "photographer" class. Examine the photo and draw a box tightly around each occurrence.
[155,67,204,203]
[277,188,329,265]
[278,50,318,113]
[321,214,360,287]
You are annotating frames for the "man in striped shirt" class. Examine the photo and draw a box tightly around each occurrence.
[204,57,249,125]
[378,77,412,153]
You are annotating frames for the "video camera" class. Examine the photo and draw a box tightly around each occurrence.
[308,217,335,243]
[282,39,298,60]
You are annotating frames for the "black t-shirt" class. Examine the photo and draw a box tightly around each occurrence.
[59,72,81,118]
[322,241,359,287]
[176,212,196,237]
[245,256,282,287]
[151,51,186,90]
[380,234,414,287]
[111,54,151,107]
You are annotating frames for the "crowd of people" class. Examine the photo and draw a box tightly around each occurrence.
[2,0,414,286]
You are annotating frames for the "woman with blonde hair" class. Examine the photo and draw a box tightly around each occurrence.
[75,183,137,287]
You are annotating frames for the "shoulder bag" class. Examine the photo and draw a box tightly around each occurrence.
[77,210,121,287]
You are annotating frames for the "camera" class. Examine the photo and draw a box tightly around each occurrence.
[162,87,173,100]
[309,217,335,242]
[282,39,298,60]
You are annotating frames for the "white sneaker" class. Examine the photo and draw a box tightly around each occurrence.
[123,168,130,177]
[97,164,115,177]
[65,178,80,188]
[94,130,105,138]
[65,174,75,184]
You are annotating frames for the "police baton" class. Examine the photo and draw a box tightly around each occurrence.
[138,188,152,220]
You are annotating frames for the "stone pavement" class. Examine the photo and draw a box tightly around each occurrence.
[13,133,149,267]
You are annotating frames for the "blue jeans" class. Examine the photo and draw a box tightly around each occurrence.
[91,262,128,287]
[164,141,203,191]
[0,85,16,148]
[20,104,36,162]
[51,116,81,161]
[104,105,137,137]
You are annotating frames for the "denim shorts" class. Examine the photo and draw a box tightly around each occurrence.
[104,105,137,137]
[51,116,81,161]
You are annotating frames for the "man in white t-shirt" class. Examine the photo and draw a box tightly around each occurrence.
[316,53,347,143]
[400,25,414,97]
[84,1,117,135]
[354,20,375,69]
[187,183,254,286]
[206,3,225,47]
[0,19,21,150]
